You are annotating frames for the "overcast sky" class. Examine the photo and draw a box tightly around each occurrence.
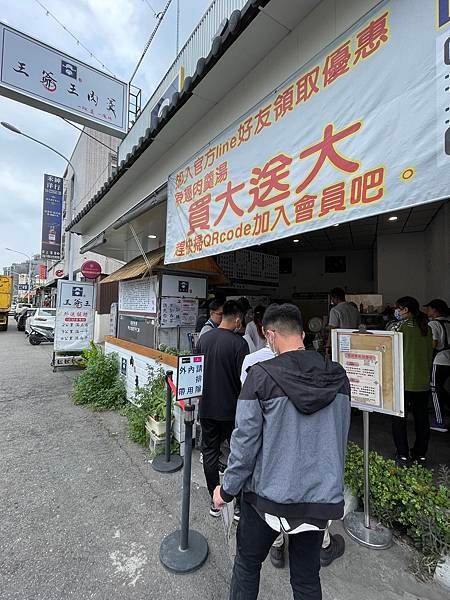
[0,0,211,270]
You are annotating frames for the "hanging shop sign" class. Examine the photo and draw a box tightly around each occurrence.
[0,22,128,137]
[166,0,450,263]
[54,280,95,351]
[41,174,63,260]
[81,260,102,279]
[118,277,158,314]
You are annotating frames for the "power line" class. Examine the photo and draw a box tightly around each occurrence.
[141,0,158,17]
[61,118,117,152]
[32,0,116,76]
[129,0,174,85]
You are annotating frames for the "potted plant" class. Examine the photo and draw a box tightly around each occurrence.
[134,365,172,439]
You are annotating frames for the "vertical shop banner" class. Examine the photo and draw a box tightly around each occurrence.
[166,0,450,264]
[54,280,95,351]
[41,174,63,260]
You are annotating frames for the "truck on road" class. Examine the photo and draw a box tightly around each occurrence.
[0,276,13,331]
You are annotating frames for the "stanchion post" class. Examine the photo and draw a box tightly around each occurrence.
[159,401,209,573]
[152,371,183,474]
[344,409,392,549]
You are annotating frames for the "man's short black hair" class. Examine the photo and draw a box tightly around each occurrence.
[223,300,244,319]
[330,287,346,301]
[208,299,223,314]
[262,303,303,335]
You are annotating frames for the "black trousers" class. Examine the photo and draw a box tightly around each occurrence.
[200,418,235,496]
[230,499,324,600]
[431,363,450,423]
[392,391,430,458]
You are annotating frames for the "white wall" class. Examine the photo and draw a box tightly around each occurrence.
[278,248,374,298]
[425,203,450,301]
[376,233,426,305]
[82,0,381,241]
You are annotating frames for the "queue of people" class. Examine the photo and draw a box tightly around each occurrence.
[195,291,449,599]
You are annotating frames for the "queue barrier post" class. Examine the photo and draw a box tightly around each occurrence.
[152,371,183,474]
[344,409,392,549]
[160,402,209,573]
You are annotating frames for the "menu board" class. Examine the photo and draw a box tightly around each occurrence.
[119,277,157,314]
[160,297,198,328]
[217,250,279,285]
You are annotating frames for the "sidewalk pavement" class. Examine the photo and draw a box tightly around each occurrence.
[0,321,447,599]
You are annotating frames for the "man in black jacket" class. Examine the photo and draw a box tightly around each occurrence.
[214,304,350,600]
[197,300,249,517]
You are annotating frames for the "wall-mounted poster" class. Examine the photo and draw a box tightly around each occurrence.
[118,277,157,314]
[160,297,198,328]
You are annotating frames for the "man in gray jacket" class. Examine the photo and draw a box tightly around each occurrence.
[213,304,351,600]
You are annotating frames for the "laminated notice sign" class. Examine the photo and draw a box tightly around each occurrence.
[342,350,382,408]
[331,329,404,417]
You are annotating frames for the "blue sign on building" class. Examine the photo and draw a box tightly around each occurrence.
[41,174,63,260]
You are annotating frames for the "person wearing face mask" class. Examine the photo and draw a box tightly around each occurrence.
[214,304,350,600]
[197,300,249,518]
[390,297,433,465]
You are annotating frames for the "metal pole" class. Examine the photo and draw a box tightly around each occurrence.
[152,373,183,473]
[27,257,32,303]
[363,410,370,529]
[176,0,180,55]
[165,371,173,462]
[180,404,194,551]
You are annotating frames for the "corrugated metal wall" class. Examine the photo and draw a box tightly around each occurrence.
[120,0,247,161]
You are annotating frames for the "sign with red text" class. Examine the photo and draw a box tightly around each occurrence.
[54,280,95,351]
[166,0,450,263]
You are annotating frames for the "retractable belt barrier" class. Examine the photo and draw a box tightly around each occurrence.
[152,371,183,474]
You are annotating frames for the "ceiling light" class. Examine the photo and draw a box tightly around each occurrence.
[388,216,398,222]
[147,234,157,239]
[293,239,300,243]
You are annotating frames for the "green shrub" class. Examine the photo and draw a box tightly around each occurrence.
[123,365,169,447]
[73,343,126,410]
[345,442,450,576]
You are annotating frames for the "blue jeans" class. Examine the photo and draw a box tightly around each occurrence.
[230,499,324,600]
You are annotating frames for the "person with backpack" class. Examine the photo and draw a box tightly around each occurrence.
[390,297,434,464]
[424,299,450,433]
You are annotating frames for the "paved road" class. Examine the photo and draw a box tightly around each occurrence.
[0,320,447,599]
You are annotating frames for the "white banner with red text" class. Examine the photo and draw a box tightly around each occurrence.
[165,0,450,263]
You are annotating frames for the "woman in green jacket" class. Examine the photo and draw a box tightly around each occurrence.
[391,296,433,464]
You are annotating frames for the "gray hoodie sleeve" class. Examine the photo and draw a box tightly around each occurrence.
[220,370,263,502]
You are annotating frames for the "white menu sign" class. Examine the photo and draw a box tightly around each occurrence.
[54,280,95,351]
[161,297,198,328]
[119,277,157,314]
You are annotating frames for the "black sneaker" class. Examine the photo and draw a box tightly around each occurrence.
[320,534,345,567]
[233,505,241,522]
[269,543,285,569]
[209,502,221,518]
[411,455,427,465]
[395,454,410,467]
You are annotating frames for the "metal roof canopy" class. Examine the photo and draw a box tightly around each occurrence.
[67,0,323,235]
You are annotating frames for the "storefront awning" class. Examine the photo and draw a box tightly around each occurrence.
[100,246,229,286]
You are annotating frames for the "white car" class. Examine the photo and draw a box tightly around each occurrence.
[25,308,56,335]
[14,302,31,320]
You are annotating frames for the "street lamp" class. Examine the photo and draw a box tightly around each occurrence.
[1,121,76,279]
[5,248,32,303]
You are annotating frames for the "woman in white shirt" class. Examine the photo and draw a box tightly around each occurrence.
[244,305,267,352]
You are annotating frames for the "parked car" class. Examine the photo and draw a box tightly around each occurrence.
[25,308,56,335]
[14,303,31,321]
[17,308,35,331]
